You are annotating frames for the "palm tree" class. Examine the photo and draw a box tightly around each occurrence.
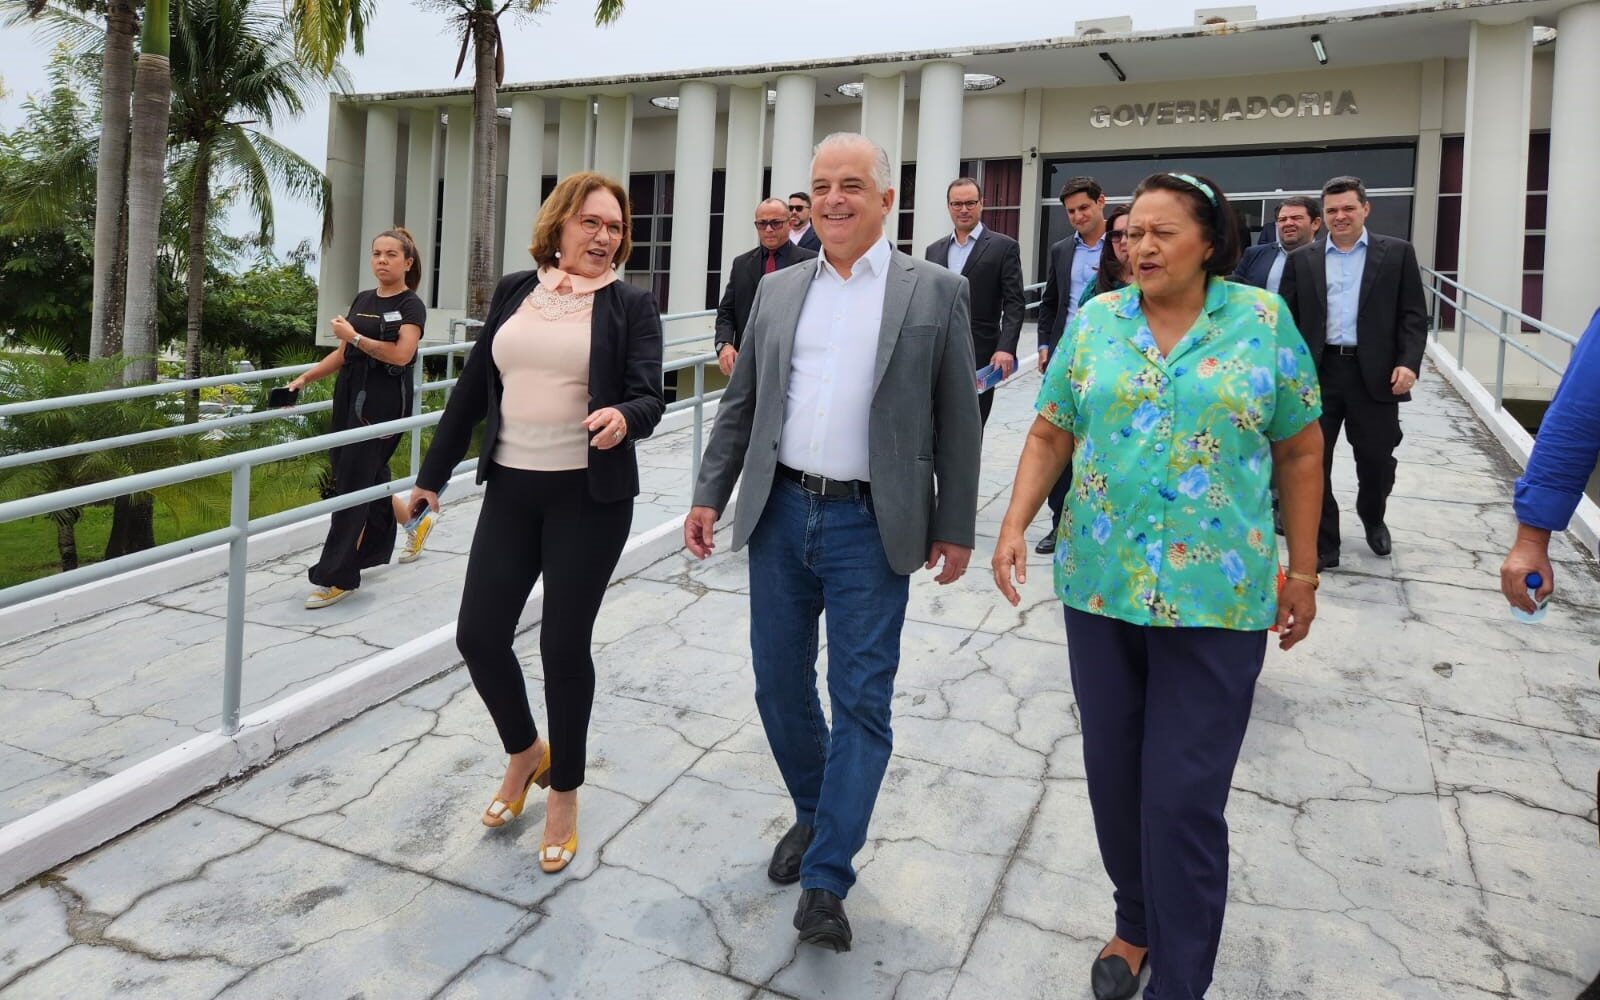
[422,0,626,318]
[120,0,170,386]
[167,0,342,383]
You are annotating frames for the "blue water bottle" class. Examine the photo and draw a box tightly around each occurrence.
[1510,571,1549,624]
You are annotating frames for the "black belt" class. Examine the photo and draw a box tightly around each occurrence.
[1327,344,1359,357]
[776,463,870,498]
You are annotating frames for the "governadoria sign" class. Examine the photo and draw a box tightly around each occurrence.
[1090,90,1359,128]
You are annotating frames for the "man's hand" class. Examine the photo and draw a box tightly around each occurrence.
[991,531,1028,606]
[1501,527,1555,613]
[684,506,718,559]
[925,542,972,585]
[1274,579,1317,651]
[717,344,738,377]
[1037,347,1049,373]
[990,351,1016,379]
[1390,365,1418,394]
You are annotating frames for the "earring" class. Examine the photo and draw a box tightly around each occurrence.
[554,250,561,259]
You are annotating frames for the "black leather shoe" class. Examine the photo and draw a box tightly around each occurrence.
[767,823,813,885]
[1365,523,1392,556]
[793,888,851,952]
[1317,553,1340,572]
[1035,535,1057,555]
[1090,954,1142,1000]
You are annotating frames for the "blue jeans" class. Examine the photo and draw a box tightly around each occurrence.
[747,477,910,899]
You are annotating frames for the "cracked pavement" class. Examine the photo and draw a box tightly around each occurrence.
[2,358,1598,999]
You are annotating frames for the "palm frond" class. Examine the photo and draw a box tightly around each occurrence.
[0,0,105,53]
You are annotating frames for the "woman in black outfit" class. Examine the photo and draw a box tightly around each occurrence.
[409,172,664,874]
[293,227,430,609]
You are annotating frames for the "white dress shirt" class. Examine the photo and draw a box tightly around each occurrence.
[788,224,813,246]
[778,238,891,482]
[946,222,985,274]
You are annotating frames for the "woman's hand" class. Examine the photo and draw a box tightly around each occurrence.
[992,530,1030,607]
[585,406,629,450]
[405,487,441,523]
[1274,579,1317,651]
[286,376,307,392]
[331,315,357,343]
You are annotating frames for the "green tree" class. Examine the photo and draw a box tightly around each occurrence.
[167,0,341,383]
[421,0,626,319]
[200,241,319,366]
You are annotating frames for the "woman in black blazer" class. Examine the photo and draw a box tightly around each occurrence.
[409,172,663,873]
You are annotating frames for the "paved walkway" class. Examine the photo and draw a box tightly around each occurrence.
[2,364,1598,999]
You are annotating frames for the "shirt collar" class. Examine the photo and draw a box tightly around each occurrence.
[1324,228,1369,254]
[1116,274,1230,321]
[953,222,985,247]
[538,265,617,294]
[1074,229,1105,251]
[816,237,892,281]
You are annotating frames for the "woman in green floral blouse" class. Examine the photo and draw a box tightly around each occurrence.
[992,172,1325,1000]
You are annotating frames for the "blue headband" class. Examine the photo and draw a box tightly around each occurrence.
[1167,172,1218,206]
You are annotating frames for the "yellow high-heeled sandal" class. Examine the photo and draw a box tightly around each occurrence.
[539,826,578,874]
[481,745,552,828]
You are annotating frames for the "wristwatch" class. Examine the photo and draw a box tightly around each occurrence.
[1285,571,1320,590]
[353,333,364,348]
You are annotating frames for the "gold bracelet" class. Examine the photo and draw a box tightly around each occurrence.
[1285,571,1320,590]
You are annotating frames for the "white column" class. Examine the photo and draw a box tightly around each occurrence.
[1410,59,1446,271]
[503,94,546,272]
[1544,3,1600,347]
[403,108,438,306]
[1457,19,1532,318]
[721,84,768,287]
[911,61,965,261]
[770,74,816,207]
[436,107,473,312]
[1018,88,1044,284]
[859,72,905,197]
[593,94,633,181]
[357,106,399,279]
[316,101,364,344]
[556,96,592,178]
[668,81,717,314]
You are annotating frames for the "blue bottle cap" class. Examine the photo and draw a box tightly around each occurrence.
[1525,572,1543,589]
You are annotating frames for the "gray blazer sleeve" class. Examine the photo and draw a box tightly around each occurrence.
[691,283,763,514]
[929,280,981,549]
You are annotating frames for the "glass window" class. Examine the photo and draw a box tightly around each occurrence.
[1043,144,1416,201]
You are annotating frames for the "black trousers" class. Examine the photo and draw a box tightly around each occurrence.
[455,465,632,791]
[1318,354,1402,558]
[1065,608,1267,999]
[975,333,997,429]
[308,367,408,591]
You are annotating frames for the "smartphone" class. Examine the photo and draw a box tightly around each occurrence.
[267,386,300,408]
[404,483,446,530]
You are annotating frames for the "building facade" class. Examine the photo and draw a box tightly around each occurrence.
[317,0,1600,400]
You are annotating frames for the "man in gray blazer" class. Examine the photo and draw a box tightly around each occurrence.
[685,133,981,953]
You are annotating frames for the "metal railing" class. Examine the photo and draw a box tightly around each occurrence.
[1420,266,1579,411]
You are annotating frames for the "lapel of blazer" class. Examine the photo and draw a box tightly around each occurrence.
[961,230,991,277]
[872,252,919,396]
[1309,237,1330,313]
[1357,232,1387,313]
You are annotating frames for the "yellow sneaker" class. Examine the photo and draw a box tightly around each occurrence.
[398,511,435,564]
[304,586,350,609]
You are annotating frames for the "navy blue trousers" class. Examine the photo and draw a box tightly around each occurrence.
[1064,607,1267,1000]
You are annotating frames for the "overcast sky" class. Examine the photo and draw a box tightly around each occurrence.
[0,0,1344,262]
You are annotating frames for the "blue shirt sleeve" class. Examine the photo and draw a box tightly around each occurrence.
[1514,307,1600,531]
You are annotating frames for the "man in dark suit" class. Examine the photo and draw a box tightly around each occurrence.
[787,191,823,252]
[716,198,817,375]
[1033,175,1107,554]
[1234,196,1321,294]
[1278,175,1428,570]
[925,176,1024,428]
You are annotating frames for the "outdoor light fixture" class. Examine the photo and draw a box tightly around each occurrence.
[649,95,679,110]
[1311,34,1328,64]
[1098,52,1127,82]
[1533,26,1557,45]
[836,81,865,98]
[962,73,1004,91]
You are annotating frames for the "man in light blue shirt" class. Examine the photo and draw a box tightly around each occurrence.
[1324,227,1368,346]
[1233,197,1320,294]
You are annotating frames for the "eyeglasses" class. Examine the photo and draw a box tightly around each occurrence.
[1108,231,1128,243]
[754,219,787,230]
[787,204,807,213]
[947,200,981,210]
[576,215,627,238]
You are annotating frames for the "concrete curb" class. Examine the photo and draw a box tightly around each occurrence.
[1426,340,1600,557]
[0,491,735,893]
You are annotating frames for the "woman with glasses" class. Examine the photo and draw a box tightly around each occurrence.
[1079,204,1133,309]
[410,172,664,874]
[993,172,1324,999]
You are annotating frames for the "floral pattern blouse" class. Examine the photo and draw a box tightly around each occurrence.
[1035,276,1322,631]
